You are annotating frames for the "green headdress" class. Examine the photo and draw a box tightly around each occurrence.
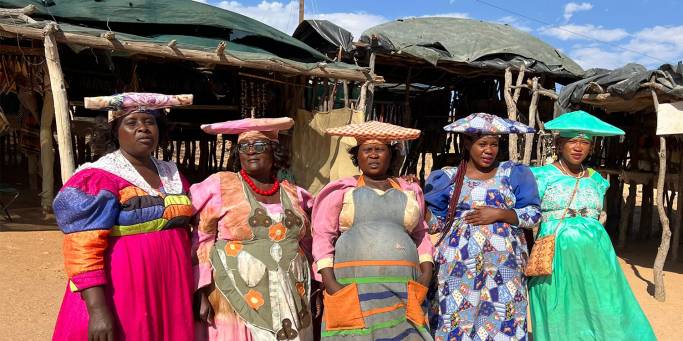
[545,110,625,140]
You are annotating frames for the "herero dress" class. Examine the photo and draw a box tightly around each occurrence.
[190,172,314,341]
[52,150,195,341]
[424,161,541,341]
[528,165,656,341]
[312,177,435,340]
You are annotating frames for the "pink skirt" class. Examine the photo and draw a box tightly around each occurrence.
[53,228,195,341]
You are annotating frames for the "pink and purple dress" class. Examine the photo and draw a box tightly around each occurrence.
[52,150,195,341]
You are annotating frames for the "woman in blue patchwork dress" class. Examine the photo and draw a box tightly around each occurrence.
[424,113,541,341]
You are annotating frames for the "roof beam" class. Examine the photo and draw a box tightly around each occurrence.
[0,20,381,83]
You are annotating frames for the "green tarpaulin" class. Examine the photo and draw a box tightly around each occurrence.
[361,17,584,78]
[0,0,363,73]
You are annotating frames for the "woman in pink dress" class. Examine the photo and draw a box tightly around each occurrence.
[191,117,315,341]
[52,93,195,340]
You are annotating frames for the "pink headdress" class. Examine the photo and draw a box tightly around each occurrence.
[200,117,295,142]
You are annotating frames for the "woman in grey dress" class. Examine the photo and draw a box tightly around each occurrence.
[311,121,435,340]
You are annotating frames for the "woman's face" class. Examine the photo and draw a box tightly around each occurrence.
[238,138,274,176]
[559,137,592,166]
[466,135,499,169]
[357,143,391,177]
[117,112,159,158]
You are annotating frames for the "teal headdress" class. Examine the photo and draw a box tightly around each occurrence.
[545,110,624,140]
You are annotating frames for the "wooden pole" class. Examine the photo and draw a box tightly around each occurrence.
[673,149,683,262]
[43,23,75,182]
[0,21,375,82]
[364,52,377,118]
[299,0,305,24]
[651,81,671,301]
[40,77,55,211]
[523,77,539,165]
[504,68,519,161]
[404,67,412,127]
[618,179,637,249]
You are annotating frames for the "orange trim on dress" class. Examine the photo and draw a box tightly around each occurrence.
[361,302,405,317]
[333,260,418,269]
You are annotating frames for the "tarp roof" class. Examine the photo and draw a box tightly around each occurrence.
[0,0,376,81]
[360,17,584,79]
[293,19,354,54]
[0,0,329,61]
[557,62,683,113]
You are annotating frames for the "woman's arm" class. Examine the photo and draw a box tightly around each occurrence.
[54,169,122,340]
[311,182,350,293]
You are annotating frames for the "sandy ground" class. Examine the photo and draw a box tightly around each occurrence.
[0,227,681,340]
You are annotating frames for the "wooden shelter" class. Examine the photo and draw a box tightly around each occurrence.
[320,17,585,178]
[0,1,377,213]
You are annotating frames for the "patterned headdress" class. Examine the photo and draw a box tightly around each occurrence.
[325,120,421,145]
[443,112,535,135]
[84,92,193,122]
[200,117,294,142]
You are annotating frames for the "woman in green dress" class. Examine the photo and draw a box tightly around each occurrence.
[528,110,656,341]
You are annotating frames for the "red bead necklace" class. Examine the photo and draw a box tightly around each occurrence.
[240,169,280,196]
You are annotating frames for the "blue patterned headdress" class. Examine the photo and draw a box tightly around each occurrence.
[443,113,535,135]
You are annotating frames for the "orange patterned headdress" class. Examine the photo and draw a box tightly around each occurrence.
[325,120,421,145]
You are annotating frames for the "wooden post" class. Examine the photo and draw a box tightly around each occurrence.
[651,82,671,301]
[343,81,349,108]
[43,22,75,182]
[523,77,539,165]
[504,67,521,161]
[673,150,683,262]
[298,0,305,24]
[40,84,55,211]
[618,179,637,249]
[364,52,376,118]
[404,67,412,127]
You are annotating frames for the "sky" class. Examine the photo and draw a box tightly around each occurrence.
[192,0,683,71]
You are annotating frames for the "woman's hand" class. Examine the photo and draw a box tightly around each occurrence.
[81,287,114,341]
[417,262,433,287]
[320,268,346,295]
[464,207,503,225]
[195,291,214,325]
[464,207,519,226]
[324,280,347,295]
[88,306,115,341]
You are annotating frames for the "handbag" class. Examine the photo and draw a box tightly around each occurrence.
[525,178,580,277]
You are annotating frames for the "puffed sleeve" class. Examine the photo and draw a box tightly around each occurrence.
[401,180,435,264]
[423,167,456,233]
[530,165,550,200]
[189,173,223,290]
[53,169,122,292]
[311,180,353,280]
[510,164,542,228]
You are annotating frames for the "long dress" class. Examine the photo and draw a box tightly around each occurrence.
[312,177,435,340]
[528,165,656,341]
[190,172,314,341]
[52,150,195,341]
[424,161,541,341]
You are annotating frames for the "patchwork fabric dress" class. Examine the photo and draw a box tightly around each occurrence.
[312,176,435,340]
[424,161,541,341]
[190,172,314,341]
[528,165,655,341]
[52,150,195,341]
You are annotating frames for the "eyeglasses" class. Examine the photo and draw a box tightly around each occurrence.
[237,141,271,154]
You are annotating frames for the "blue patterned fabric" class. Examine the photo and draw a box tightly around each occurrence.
[424,161,541,341]
[443,113,535,135]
